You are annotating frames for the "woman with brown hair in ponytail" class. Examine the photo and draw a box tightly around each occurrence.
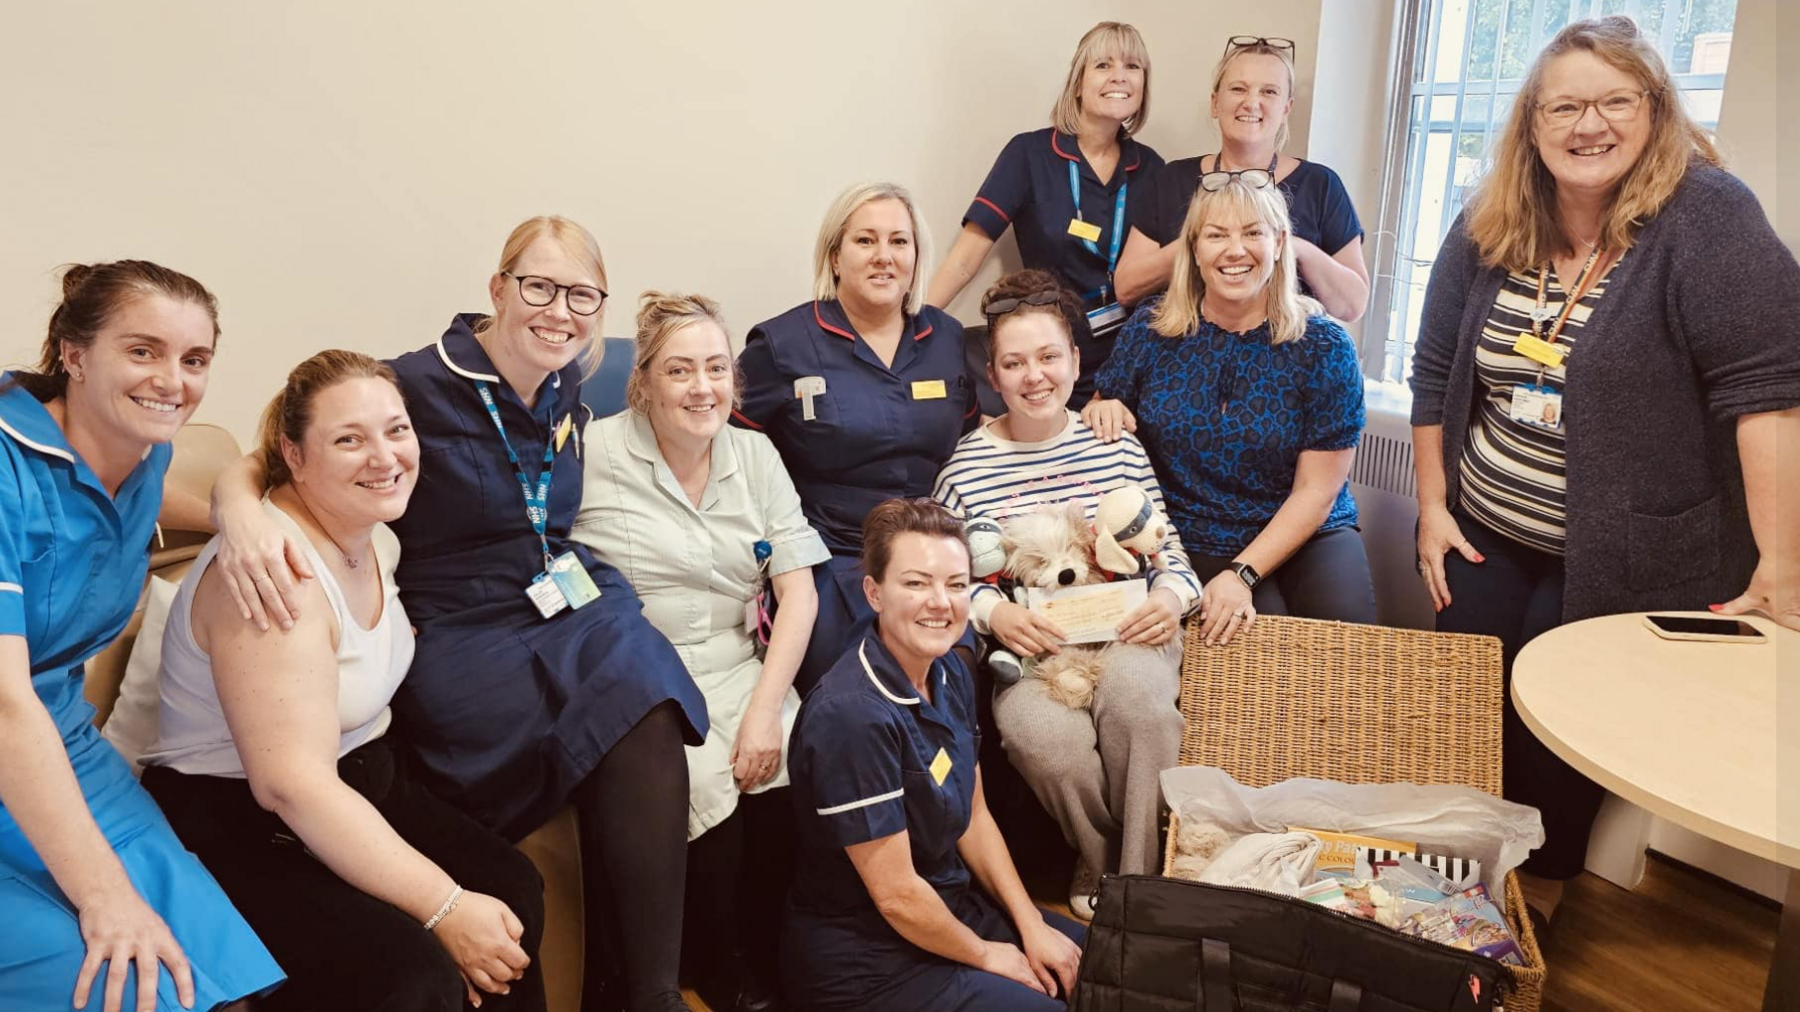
[0,261,283,1012]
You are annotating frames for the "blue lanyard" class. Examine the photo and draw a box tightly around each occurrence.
[475,381,557,570]
[1068,159,1127,302]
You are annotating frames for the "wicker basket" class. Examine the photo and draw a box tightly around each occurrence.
[1161,614,1547,1012]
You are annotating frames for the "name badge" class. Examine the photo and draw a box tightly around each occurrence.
[1512,333,1567,370]
[1066,218,1103,242]
[911,379,947,400]
[1509,384,1564,430]
[1086,302,1128,336]
[527,551,602,619]
[527,574,569,619]
[929,747,953,786]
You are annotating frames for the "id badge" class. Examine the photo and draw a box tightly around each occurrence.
[1509,384,1564,430]
[527,573,569,619]
[548,551,601,610]
[1086,302,1127,337]
[1511,333,1566,370]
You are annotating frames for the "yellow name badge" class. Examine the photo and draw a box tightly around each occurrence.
[1066,218,1103,242]
[554,414,574,452]
[1512,333,1567,370]
[929,747,953,786]
[911,379,948,400]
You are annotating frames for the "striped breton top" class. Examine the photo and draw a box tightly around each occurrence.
[1457,254,1623,555]
[932,409,1202,633]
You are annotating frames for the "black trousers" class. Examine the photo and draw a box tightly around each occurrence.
[1189,526,1379,624]
[1433,509,1604,880]
[143,736,548,1012]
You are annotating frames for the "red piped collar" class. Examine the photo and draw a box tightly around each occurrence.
[813,301,934,342]
[1051,130,1143,173]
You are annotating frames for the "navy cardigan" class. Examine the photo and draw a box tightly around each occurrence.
[1410,164,1800,621]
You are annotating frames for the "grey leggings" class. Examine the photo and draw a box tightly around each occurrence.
[994,638,1184,878]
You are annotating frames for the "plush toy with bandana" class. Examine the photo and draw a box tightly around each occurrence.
[1094,486,1171,577]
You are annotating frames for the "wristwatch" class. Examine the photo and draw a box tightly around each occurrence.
[1228,561,1261,590]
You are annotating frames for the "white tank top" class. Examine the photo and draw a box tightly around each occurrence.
[141,501,415,777]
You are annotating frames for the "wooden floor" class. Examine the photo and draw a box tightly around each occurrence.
[685,852,1781,1011]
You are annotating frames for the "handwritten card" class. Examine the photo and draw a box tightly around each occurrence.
[1025,579,1148,644]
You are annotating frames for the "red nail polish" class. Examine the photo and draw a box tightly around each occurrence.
[1708,603,1724,612]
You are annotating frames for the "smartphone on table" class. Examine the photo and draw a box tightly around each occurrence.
[1641,613,1766,644]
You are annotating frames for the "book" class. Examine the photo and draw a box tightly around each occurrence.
[1399,884,1526,966]
[1288,827,1416,880]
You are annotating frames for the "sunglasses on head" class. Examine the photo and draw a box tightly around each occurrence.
[982,290,1063,319]
[1224,35,1295,55]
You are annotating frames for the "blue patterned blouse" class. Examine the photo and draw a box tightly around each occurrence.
[1094,300,1364,556]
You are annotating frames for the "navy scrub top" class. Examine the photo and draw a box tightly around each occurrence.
[734,300,977,556]
[784,631,983,1005]
[384,316,708,838]
[1131,156,1365,298]
[962,127,1164,400]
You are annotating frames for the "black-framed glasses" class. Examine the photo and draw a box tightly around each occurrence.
[1535,89,1653,127]
[1224,36,1295,55]
[503,271,607,316]
[1198,168,1276,192]
[982,290,1063,319]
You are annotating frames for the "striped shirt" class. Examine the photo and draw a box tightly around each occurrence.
[1458,255,1622,555]
[932,410,1202,632]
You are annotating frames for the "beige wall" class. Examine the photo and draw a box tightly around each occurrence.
[0,0,1328,442]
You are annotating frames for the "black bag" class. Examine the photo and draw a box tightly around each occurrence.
[1071,874,1511,1012]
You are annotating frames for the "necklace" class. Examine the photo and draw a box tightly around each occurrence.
[290,490,366,570]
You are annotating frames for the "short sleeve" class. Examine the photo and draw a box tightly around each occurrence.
[1302,320,1367,451]
[0,458,25,636]
[1128,166,1167,241]
[798,695,908,847]
[1095,300,1159,407]
[963,133,1035,240]
[1313,165,1365,255]
[746,433,829,576]
[733,325,787,432]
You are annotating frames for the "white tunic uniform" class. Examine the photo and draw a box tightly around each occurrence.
[574,412,829,839]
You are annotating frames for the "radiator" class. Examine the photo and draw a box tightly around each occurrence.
[1351,390,1434,631]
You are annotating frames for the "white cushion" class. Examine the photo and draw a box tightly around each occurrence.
[101,576,177,774]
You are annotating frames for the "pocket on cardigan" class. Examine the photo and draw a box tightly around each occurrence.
[1625,496,1720,590]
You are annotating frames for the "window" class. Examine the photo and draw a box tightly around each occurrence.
[1368,0,1739,385]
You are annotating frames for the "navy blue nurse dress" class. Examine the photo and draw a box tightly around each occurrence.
[0,379,283,1010]
[385,317,708,839]
[781,631,1083,1011]
[961,127,1165,407]
[733,300,977,695]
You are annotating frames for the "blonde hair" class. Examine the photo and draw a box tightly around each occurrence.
[1465,16,1721,272]
[625,291,740,415]
[478,215,611,379]
[1050,22,1152,138]
[1153,179,1321,345]
[258,350,402,488]
[1211,42,1297,153]
[813,182,933,316]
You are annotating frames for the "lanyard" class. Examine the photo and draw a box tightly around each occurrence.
[475,381,557,571]
[1068,159,1127,301]
[1532,245,1606,349]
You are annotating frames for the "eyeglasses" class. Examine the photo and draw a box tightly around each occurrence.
[982,290,1063,319]
[1224,36,1295,55]
[503,271,607,316]
[1198,168,1276,192]
[1535,89,1652,127]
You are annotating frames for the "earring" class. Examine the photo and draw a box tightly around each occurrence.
[70,370,83,382]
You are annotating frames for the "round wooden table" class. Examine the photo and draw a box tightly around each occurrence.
[1512,611,1798,1011]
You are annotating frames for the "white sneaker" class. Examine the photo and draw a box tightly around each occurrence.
[1069,864,1101,921]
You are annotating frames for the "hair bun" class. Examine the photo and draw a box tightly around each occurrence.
[58,263,96,299]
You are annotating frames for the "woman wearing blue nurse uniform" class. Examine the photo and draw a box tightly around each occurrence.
[210,217,708,1012]
[782,499,1083,1012]
[735,183,978,695]
[0,261,283,1012]
[927,21,1163,409]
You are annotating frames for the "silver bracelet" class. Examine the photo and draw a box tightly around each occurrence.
[423,885,464,931]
